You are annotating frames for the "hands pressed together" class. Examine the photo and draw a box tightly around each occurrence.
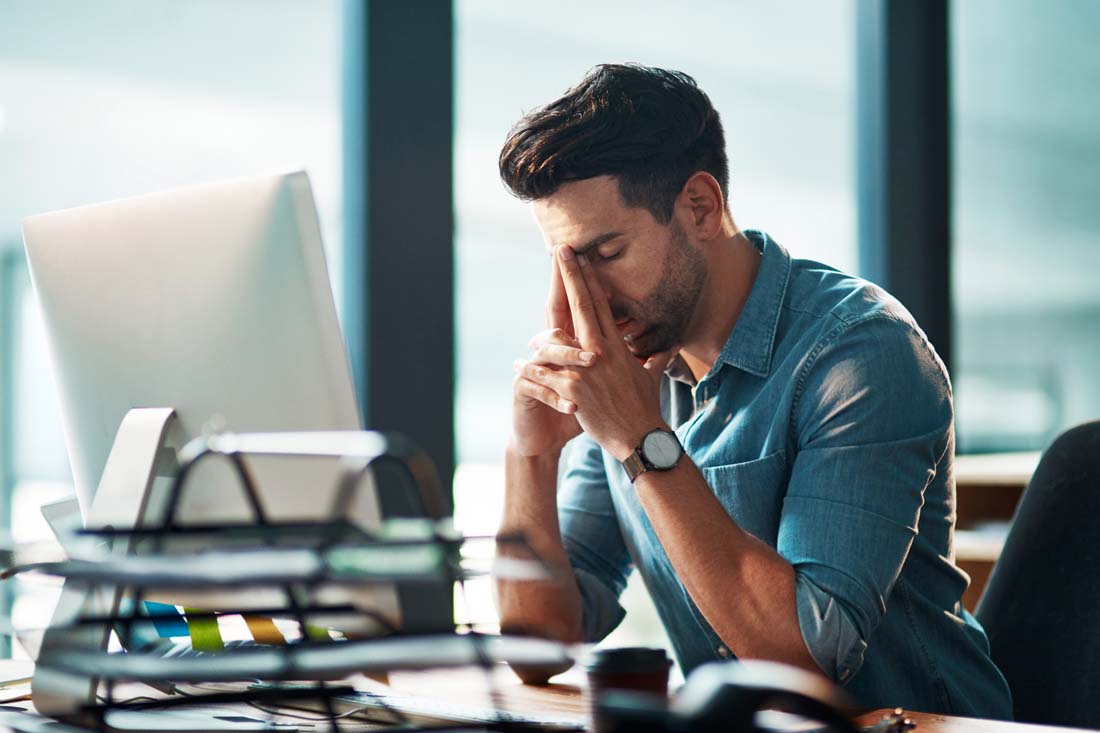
[511,245,676,463]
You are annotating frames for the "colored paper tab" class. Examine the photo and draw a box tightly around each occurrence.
[304,624,332,642]
[243,615,286,645]
[184,608,225,651]
[144,602,189,638]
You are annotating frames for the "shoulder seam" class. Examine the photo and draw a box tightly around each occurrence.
[790,311,927,428]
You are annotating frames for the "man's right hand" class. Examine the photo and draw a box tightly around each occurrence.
[509,253,596,458]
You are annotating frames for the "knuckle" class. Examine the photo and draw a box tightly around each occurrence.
[549,332,572,346]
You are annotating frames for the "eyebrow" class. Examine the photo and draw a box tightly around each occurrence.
[552,231,623,257]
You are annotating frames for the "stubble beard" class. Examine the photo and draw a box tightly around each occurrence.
[619,221,707,359]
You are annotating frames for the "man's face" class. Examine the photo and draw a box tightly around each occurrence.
[532,175,707,358]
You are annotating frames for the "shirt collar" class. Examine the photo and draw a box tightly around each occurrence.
[715,230,791,378]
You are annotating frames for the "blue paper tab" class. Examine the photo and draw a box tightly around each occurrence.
[144,601,190,638]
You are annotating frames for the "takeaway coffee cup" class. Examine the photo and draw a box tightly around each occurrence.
[585,647,672,733]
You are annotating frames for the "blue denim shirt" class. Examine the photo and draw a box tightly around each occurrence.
[558,231,1012,718]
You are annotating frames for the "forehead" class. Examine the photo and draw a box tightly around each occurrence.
[531,175,652,251]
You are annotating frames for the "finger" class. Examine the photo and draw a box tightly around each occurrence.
[527,327,580,351]
[556,246,604,347]
[577,252,619,339]
[513,375,576,414]
[545,254,572,336]
[514,359,579,402]
[643,349,678,376]
[530,343,597,367]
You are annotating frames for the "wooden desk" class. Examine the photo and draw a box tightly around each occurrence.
[852,711,1087,733]
[954,451,1039,609]
[390,669,1090,733]
[0,660,1087,733]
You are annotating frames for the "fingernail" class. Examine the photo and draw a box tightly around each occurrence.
[559,399,574,413]
[577,253,588,267]
[559,246,574,261]
[580,351,596,364]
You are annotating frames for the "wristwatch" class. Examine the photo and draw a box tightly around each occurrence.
[621,428,684,482]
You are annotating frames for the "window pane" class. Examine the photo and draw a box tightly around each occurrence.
[951,0,1100,453]
[0,0,343,298]
[454,1,855,644]
[10,262,68,481]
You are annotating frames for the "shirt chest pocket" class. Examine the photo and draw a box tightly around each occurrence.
[701,450,788,547]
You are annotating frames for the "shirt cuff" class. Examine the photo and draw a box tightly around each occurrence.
[572,566,627,642]
[795,573,868,684]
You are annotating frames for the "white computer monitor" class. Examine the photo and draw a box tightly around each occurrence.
[21,171,404,623]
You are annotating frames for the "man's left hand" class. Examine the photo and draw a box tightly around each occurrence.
[513,245,676,461]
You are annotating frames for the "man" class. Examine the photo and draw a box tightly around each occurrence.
[494,64,1011,717]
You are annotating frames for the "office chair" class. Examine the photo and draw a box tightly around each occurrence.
[976,421,1100,728]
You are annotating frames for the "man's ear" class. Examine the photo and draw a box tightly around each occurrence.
[675,172,726,241]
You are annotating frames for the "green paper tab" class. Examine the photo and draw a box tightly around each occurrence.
[184,608,225,652]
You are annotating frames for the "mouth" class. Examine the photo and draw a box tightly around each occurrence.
[617,319,651,348]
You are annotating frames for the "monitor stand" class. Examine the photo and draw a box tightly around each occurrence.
[30,409,280,731]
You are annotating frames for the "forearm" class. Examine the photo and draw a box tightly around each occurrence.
[633,458,821,674]
[495,444,584,646]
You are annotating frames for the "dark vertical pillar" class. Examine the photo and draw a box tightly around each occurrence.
[343,0,455,504]
[857,0,953,373]
[342,0,455,631]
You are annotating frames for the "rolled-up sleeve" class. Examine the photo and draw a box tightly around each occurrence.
[558,435,634,642]
[779,314,953,682]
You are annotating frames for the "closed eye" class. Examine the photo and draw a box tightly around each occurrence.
[596,248,623,262]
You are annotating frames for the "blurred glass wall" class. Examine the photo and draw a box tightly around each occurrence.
[951,0,1100,452]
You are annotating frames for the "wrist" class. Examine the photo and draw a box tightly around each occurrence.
[502,441,562,533]
[506,438,562,465]
[610,420,671,463]
[619,424,683,483]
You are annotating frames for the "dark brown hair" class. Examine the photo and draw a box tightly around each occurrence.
[498,64,729,224]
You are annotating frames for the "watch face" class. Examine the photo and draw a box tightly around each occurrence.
[642,430,682,469]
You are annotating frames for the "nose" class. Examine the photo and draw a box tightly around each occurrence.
[591,271,624,316]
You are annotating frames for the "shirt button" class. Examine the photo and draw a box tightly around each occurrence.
[716,645,730,659]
